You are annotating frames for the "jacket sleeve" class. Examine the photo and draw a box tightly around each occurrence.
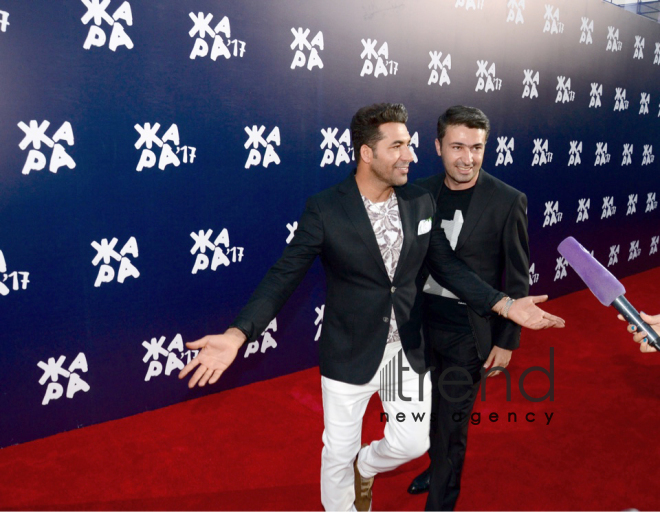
[492,192,530,350]
[230,196,323,342]
[425,207,504,317]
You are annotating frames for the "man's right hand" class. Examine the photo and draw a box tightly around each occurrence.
[178,327,247,388]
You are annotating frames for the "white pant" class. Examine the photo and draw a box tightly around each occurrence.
[320,342,431,511]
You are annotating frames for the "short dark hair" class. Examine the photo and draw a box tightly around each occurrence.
[436,105,490,143]
[351,103,408,163]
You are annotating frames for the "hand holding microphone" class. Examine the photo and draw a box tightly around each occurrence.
[618,312,660,353]
[557,236,660,352]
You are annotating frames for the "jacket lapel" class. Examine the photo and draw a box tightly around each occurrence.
[393,185,415,282]
[455,170,495,251]
[337,173,389,278]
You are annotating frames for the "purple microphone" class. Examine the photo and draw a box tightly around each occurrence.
[557,236,659,350]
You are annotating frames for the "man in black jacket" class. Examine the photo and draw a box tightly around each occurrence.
[406,105,530,511]
[179,103,562,511]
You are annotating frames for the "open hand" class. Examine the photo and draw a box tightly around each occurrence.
[178,328,247,388]
[505,295,565,330]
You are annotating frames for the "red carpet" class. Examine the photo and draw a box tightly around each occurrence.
[1,267,659,511]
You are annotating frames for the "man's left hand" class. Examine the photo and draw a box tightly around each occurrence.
[497,295,566,330]
[482,346,512,378]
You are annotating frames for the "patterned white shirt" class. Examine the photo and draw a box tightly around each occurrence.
[361,192,404,343]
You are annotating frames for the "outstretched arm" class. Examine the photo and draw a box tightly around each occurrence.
[493,192,531,347]
[426,210,564,330]
[179,197,324,388]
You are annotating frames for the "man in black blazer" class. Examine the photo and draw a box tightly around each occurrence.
[405,106,530,511]
[179,103,562,511]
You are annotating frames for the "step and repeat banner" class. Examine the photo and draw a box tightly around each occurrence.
[0,0,659,447]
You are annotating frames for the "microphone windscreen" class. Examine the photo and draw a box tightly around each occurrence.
[557,236,626,306]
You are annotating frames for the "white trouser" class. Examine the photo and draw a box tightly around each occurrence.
[320,341,432,511]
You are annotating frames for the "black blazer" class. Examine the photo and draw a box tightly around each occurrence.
[232,172,503,384]
[415,169,530,360]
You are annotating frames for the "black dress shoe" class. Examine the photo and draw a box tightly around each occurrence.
[407,466,431,494]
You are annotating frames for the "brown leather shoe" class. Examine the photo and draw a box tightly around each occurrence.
[353,444,374,512]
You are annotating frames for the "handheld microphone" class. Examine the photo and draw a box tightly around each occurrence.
[557,236,659,350]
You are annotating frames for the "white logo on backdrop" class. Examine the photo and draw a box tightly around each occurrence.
[595,143,611,166]
[522,70,539,99]
[640,93,651,115]
[554,257,567,281]
[286,222,298,244]
[627,194,638,215]
[91,236,140,287]
[0,250,30,297]
[189,12,245,60]
[81,0,133,51]
[475,60,502,92]
[528,263,539,286]
[601,196,616,219]
[654,42,660,64]
[244,125,281,169]
[580,17,594,44]
[190,228,244,274]
[507,0,525,24]
[622,144,634,166]
[244,318,278,358]
[614,88,629,111]
[642,145,655,166]
[576,198,590,223]
[543,5,564,34]
[314,305,325,341]
[455,0,485,10]
[0,10,9,32]
[589,83,603,108]
[532,139,552,166]
[142,334,193,382]
[38,352,90,405]
[634,36,645,59]
[290,28,323,71]
[650,236,659,255]
[607,26,623,52]
[556,76,575,103]
[608,245,620,266]
[646,193,658,213]
[320,128,353,168]
[428,51,452,87]
[409,131,419,163]
[543,200,562,227]
[360,39,398,78]
[18,120,76,175]
[134,123,196,172]
[568,141,582,166]
[495,137,514,166]
[628,240,641,261]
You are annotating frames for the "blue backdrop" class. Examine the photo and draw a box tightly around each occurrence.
[0,0,658,448]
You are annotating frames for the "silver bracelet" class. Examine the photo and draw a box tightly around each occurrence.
[502,297,515,319]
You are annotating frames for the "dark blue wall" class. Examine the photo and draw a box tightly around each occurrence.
[0,0,658,448]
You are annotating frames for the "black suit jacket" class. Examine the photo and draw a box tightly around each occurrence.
[415,169,530,360]
[231,172,503,384]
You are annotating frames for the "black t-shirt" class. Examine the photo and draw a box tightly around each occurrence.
[423,185,475,332]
